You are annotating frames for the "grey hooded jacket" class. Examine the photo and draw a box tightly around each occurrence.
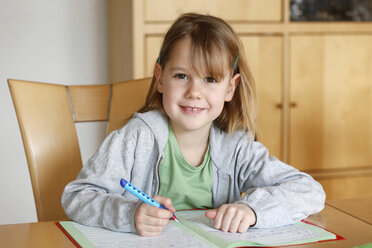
[62,110,325,233]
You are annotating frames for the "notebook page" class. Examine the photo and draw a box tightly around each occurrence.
[60,221,209,248]
[176,210,336,247]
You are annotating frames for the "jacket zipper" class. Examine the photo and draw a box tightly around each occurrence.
[228,174,232,203]
[154,156,163,195]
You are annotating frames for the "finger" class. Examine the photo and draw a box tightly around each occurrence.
[205,210,217,219]
[228,214,242,233]
[138,223,164,232]
[135,206,170,236]
[137,224,165,237]
[136,204,172,225]
[138,230,163,237]
[153,195,176,213]
[236,205,256,233]
[140,213,171,226]
[145,205,174,220]
[237,217,251,233]
[213,205,228,230]
[220,207,236,232]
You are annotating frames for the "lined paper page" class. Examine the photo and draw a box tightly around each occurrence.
[61,221,209,248]
[60,210,337,248]
[177,210,336,247]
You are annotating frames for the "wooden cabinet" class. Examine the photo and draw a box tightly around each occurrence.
[290,35,372,171]
[241,36,283,158]
[143,0,282,22]
[108,0,372,200]
[290,34,372,199]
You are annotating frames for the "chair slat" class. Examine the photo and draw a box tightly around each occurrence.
[108,78,151,133]
[68,84,111,122]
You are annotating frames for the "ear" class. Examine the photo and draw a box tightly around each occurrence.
[224,73,240,102]
[155,63,164,93]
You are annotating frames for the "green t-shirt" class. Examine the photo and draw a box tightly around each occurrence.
[158,126,213,210]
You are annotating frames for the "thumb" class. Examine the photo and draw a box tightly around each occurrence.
[205,209,217,219]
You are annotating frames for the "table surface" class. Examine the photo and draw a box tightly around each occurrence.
[1,204,372,248]
[327,197,372,225]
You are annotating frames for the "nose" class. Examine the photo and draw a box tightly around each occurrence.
[185,79,203,99]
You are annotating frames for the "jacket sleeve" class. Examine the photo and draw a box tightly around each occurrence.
[235,139,326,228]
[61,122,156,233]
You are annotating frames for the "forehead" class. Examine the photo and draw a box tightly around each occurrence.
[166,37,230,77]
[166,37,192,66]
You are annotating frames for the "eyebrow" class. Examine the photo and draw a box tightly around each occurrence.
[168,66,188,72]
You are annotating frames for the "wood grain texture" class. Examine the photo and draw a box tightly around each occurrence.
[8,78,151,222]
[108,78,151,133]
[241,35,283,159]
[327,197,372,225]
[290,35,372,171]
[144,0,282,22]
[8,80,82,221]
[68,84,111,122]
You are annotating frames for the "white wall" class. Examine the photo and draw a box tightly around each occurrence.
[0,0,108,224]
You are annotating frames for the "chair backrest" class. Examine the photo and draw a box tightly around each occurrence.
[8,78,151,222]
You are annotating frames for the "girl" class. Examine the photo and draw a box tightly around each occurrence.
[62,13,325,237]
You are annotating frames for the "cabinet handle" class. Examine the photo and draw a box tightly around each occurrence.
[275,103,298,108]
[290,102,298,108]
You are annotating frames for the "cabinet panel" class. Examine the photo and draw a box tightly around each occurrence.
[145,36,163,77]
[317,175,372,200]
[290,35,372,171]
[144,0,282,22]
[241,36,282,159]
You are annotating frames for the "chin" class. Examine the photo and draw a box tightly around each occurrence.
[180,122,212,132]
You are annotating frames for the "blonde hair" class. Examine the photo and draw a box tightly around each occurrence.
[139,13,257,135]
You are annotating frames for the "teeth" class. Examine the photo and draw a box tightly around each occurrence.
[186,107,199,112]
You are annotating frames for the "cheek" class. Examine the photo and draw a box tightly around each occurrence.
[162,85,180,108]
[215,100,226,113]
[209,93,226,113]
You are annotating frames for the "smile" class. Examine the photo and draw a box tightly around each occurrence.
[181,106,205,113]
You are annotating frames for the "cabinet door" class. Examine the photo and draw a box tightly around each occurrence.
[145,36,163,77]
[317,175,372,200]
[144,0,282,22]
[290,35,372,171]
[241,36,283,159]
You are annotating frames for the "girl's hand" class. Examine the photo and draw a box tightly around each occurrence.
[134,195,176,236]
[205,204,256,233]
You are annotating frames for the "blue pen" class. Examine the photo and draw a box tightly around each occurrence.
[120,178,180,223]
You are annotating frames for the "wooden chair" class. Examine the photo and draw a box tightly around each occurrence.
[8,78,151,222]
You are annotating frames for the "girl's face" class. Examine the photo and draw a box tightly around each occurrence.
[155,37,240,135]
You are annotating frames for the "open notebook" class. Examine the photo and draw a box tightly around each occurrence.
[58,210,340,248]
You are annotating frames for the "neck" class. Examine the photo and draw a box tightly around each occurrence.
[171,124,210,147]
[170,123,211,167]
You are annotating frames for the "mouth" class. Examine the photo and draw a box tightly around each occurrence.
[180,106,205,113]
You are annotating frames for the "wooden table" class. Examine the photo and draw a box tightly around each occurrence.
[0,221,75,248]
[327,197,372,225]
[1,205,372,248]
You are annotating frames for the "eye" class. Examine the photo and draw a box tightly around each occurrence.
[204,77,217,83]
[174,73,188,80]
